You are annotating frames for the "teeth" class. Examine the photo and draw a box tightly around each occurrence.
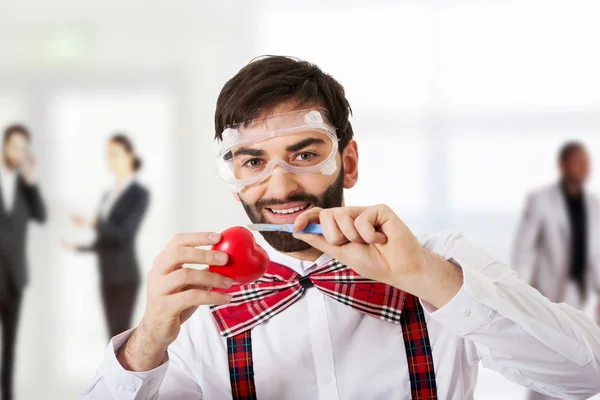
[271,204,309,215]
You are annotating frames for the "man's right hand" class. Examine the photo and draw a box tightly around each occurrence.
[116,232,233,372]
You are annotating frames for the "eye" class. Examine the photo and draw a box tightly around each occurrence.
[242,158,265,168]
[295,152,316,161]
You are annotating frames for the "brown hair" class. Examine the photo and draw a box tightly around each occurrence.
[214,56,354,151]
[110,134,142,171]
[559,141,585,163]
[3,124,31,144]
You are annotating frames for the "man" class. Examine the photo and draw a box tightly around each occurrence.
[512,142,600,400]
[513,143,600,311]
[0,124,46,400]
[81,57,600,399]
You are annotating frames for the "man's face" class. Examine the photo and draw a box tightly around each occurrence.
[232,106,359,253]
[3,133,29,169]
[240,166,346,252]
[561,148,591,185]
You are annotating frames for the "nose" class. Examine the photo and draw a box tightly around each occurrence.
[265,165,300,198]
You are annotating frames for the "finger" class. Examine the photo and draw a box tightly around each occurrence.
[354,206,389,244]
[333,209,365,244]
[320,208,348,246]
[169,288,232,311]
[154,247,228,275]
[327,206,369,220]
[294,207,369,232]
[159,268,233,295]
[292,232,342,259]
[165,232,223,249]
[293,207,323,232]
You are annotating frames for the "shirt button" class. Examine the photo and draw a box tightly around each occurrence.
[117,384,135,393]
[459,306,471,317]
[529,322,539,333]
[321,376,332,384]
[148,378,156,389]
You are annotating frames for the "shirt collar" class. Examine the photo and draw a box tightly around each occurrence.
[263,243,333,277]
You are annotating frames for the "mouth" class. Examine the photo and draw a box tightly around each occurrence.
[263,202,312,223]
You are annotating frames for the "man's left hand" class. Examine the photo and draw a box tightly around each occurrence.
[62,240,76,251]
[293,204,463,308]
[72,214,97,228]
[293,205,423,287]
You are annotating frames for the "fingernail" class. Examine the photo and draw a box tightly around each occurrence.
[224,294,233,302]
[216,252,228,263]
[223,277,234,287]
[210,233,220,241]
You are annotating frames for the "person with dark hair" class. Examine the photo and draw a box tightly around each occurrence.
[0,124,46,400]
[82,57,600,399]
[513,141,600,400]
[64,134,149,339]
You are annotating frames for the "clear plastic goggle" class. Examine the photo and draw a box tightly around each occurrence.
[215,109,339,192]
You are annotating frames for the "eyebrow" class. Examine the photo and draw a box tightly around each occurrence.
[232,148,266,158]
[286,137,326,152]
[230,137,326,160]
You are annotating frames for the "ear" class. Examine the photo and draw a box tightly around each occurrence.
[232,192,241,202]
[341,140,359,189]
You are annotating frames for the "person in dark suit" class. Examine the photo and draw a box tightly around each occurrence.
[64,134,149,339]
[0,124,46,400]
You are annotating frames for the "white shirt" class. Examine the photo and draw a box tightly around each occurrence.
[0,163,17,213]
[80,231,600,399]
[99,177,134,220]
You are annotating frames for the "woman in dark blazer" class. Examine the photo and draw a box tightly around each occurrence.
[65,134,149,338]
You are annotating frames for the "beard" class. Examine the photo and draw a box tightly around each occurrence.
[240,168,345,253]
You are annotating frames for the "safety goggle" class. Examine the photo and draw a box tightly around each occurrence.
[215,109,339,192]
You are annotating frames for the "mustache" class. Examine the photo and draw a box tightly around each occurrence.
[255,193,320,210]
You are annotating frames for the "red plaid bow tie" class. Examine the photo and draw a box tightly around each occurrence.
[211,259,407,338]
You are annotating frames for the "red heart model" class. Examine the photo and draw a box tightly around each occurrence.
[209,226,269,284]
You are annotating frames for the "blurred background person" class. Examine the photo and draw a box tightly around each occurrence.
[513,142,600,311]
[0,124,46,400]
[512,142,600,397]
[63,134,149,339]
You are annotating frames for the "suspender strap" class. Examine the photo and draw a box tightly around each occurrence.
[226,293,437,399]
[401,293,438,399]
[227,330,257,400]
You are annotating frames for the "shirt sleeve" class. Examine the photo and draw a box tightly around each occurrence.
[78,328,203,399]
[420,231,600,399]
